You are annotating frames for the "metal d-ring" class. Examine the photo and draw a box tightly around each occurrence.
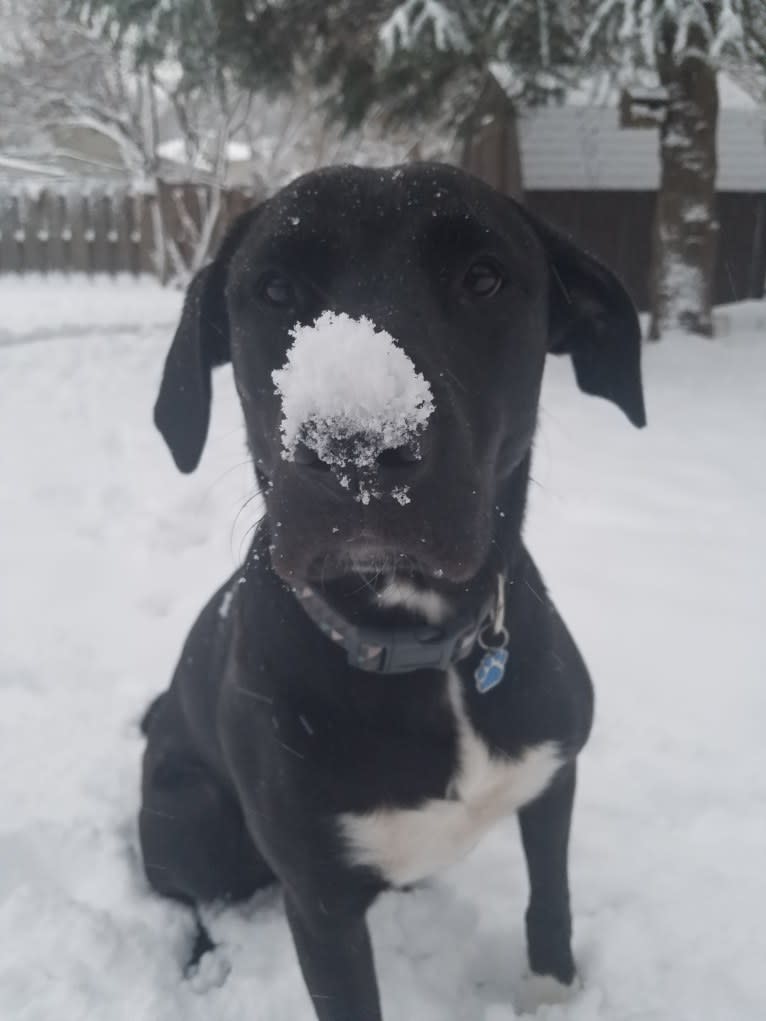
[478,572,509,651]
[478,623,509,652]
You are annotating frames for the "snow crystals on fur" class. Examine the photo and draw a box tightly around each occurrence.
[272,311,434,491]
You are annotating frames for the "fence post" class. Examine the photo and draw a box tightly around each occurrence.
[748,194,766,300]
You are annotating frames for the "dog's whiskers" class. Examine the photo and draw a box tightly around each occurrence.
[310,472,345,500]
[349,568,384,598]
[236,511,266,564]
[234,685,273,705]
[231,492,265,561]
[439,363,468,394]
[277,740,306,760]
[204,457,255,499]
[523,577,546,605]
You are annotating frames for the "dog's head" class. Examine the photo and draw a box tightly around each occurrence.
[155,164,644,587]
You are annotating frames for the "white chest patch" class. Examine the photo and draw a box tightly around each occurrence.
[338,671,562,886]
[376,579,451,625]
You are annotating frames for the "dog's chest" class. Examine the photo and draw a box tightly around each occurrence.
[338,671,561,887]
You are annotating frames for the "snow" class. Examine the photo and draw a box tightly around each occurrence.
[273,311,434,501]
[0,275,180,346]
[0,154,66,178]
[657,255,707,331]
[1,276,765,1019]
[579,2,748,73]
[157,138,253,168]
[380,0,469,56]
[716,71,761,109]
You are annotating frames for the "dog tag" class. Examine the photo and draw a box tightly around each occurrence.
[474,648,509,694]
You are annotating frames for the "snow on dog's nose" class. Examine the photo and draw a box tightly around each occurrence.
[272,311,434,504]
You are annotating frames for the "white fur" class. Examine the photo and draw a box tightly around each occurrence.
[376,579,451,625]
[338,671,562,886]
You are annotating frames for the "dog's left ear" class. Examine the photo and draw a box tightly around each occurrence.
[154,207,259,472]
[524,207,646,428]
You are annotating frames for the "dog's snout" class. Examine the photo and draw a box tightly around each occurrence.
[293,437,427,478]
[376,444,420,469]
[290,434,430,511]
[293,441,330,470]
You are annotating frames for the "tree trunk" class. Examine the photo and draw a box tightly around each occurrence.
[150,181,175,286]
[649,35,719,340]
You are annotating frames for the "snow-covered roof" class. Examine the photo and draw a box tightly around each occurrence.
[565,71,760,111]
[520,105,766,192]
[157,137,253,168]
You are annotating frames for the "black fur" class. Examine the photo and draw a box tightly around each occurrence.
[141,163,644,1019]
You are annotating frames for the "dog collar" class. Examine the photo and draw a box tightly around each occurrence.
[291,574,505,676]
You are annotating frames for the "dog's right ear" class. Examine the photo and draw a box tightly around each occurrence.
[154,208,259,472]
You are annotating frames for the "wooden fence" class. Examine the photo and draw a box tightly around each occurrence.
[2,179,764,307]
[0,183,257,277]
[526,190,766,310]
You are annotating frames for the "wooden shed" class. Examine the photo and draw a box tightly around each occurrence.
[464,78,766,309]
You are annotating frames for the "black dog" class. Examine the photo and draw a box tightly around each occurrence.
[141,163,645,1019]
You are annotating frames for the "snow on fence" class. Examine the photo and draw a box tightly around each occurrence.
[0,183,258,277]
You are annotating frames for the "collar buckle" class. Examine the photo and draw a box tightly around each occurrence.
[294,576,502,676]
[348,620,482,674]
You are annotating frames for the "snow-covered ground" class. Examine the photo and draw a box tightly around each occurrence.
[1,276,764,1020]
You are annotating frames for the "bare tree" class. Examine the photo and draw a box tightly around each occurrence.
[0,0,251,283]
[236,70,450,195]
[152,66,256,282]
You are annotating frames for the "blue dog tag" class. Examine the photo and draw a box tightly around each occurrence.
[474,648,509,694]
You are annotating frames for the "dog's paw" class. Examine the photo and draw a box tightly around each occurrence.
[514,971,581,1014]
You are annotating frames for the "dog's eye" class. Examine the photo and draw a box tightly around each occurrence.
[463,260,504,299]
[260,273,296,308]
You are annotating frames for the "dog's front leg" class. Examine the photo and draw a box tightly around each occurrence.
[285,894,382,1021]
[518,761,577,986]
